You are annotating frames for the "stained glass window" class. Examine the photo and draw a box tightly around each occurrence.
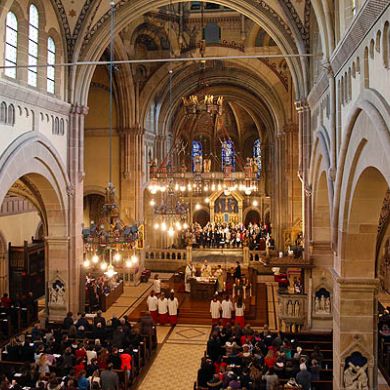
[253,138,262,178]
[28,5,39,87]
[5,12,18,79]
[192,140,203,172]
[222,140,235,171]
[47,37,56,93]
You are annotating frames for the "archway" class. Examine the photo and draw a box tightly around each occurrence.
[193,209,210,227]
[83,194,105,227]
[244,209,260,226]
[0,134,75,320]
[330,95,390,387]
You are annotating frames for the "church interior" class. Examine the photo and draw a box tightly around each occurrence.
[0,0,390,389]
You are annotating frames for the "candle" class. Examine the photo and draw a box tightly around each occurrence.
[223,281,226,291]
[249,284,252,297]
[243,285,247,299]
[232,284,235,298]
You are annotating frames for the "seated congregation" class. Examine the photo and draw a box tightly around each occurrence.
[0,311,157,390]
[196,324,332,390]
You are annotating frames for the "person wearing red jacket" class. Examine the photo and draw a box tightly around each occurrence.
[120,349,132,378]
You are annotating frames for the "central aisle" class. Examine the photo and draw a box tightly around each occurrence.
[136,324,210,390]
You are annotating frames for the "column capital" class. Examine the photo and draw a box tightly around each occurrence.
[295,99,310,112]
[70,104,89,115]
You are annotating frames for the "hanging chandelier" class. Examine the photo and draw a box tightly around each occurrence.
[182,94,224,116]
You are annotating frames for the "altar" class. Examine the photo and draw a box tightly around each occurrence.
[190,277,217,300]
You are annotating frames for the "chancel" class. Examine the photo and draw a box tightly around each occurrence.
[0,0,389,389]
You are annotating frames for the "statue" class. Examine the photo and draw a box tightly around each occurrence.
[320,295,326,311]
[344,362,369,390]
[287,300,293,317]
[293,300,300,317]
[314,296,320,313]
[325,297,331,313]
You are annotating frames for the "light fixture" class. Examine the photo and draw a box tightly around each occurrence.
[125,258,132,268]
[205,197,210,203]
[113,251,122,262]
[195,203,201,210]
[105,264,117,278]
[154,223,160,230]
[100,261,108,271]
[168,226,175,237]
[161,221,167,231]
[83,259,91,268]
[252,199,259,207]
[150,199,156,206]
[183,222,189,229]
[92,254,99,264]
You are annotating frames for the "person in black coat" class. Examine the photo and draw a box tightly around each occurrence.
[63,312,74,330]
[233,261,241,279]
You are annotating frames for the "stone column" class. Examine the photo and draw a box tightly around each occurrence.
[332,272,379,389]
[120,126,145,225]
[45,236,71,321]
[67,104,87,316]
[295,101,312,259]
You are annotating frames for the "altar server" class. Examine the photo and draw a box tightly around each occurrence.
[157,292,168,325]
[221,294,234,326]
[153,274,161,294]
[167,290,179,326]
[146,290,158,323]
[234,296,245,328]
[210,294,222,325]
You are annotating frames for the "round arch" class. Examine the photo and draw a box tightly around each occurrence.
[70,0,309,105]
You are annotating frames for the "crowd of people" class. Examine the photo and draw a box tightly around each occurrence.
[0,310,156,390]
[84,275,121,313]
[197,324,325,390]
[179,222,274,251]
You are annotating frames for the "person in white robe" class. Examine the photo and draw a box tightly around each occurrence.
[210,295,222,324]
[185,262,195,293]
[221,295,234,326]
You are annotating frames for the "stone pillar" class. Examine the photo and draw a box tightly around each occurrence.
[45,236,71,321]
[332,272,379,389]
[67,104,87,316]
[120,126,144,224]
[295,101,312,259]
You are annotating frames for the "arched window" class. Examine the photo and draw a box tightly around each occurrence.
[192,140,203,173]
[5,12,18,79]
[253,139,262,178]
[54,117,59,135]
[59,118,64,135]
[47,37,56,93]
[7,104,15,126]
[221,140,235,171]
[0,102,7,124]
[28,5,39,87]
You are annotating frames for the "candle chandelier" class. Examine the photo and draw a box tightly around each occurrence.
[82,2,139,276]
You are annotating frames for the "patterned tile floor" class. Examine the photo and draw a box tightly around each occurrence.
[137,325,208,390]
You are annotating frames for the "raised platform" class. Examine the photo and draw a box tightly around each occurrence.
[127,275,267,326]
